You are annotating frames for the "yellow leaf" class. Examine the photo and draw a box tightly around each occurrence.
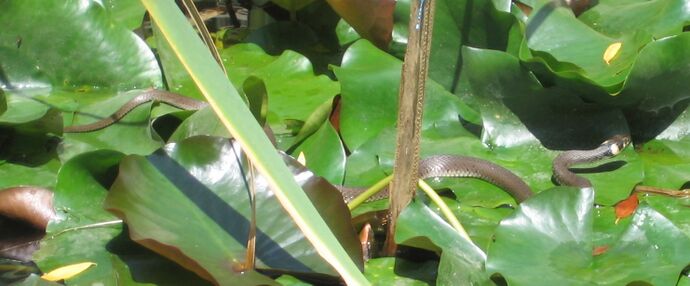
[297,152,307,165]
[603,42,622,64]
[41,262,96,281]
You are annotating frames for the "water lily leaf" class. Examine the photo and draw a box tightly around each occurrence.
[325,0,395,49]
[159,42,338,148]
[335,19,361,46]
[579,0,690,39]
[487,187,690,285]
[58,90,169,161]
[101,0,146,30]
[105,136,362,284]
[362,257,437,285]
[463,46,643,205]
[0,187,54,230]
[0,90,61,134]
[0,0,161,90]
[618,33,690,141]
[396,200,489,285]
[522,3,648,91]
[643,195,690,238]
[464,46,629,149]
[32,150,208,285]
[292,122,346,184]
[333,39,476,151]
[0,161,59,191]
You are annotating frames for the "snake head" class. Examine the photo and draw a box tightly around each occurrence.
[603,135,631,156]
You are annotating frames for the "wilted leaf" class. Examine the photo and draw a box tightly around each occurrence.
[603,42,622,65]
[325,0,395,49]
[0,186,54,230]
[614,193,638,223]
[41,262,96,281]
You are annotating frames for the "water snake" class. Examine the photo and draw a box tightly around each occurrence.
[63,89,631,202]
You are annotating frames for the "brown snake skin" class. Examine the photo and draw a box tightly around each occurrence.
[63,89,631,203]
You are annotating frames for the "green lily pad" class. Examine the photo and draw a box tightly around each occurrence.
[363,257,437,285]
[579,0,690,39]
[101,0,146,30]
[391,0,518,95]
[335,19,361,46]
[292,121,346,184]
[522,3,648,90]
[159,42,339,148]
[59,90,170,161]
[396,200,489,285]
[333,39,476,151]
[33,150,208,285]
[105,136,363,284]
[643,195,690,239]
[618,33,690,141]
[0,0,161,90]
[487,187,690,285]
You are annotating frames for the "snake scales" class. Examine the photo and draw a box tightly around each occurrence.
[64,89,631,202]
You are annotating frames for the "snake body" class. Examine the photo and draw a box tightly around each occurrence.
[552,135,630,188]
[339,155,533,203]
[63,90,209,133]
[63,90,630,202]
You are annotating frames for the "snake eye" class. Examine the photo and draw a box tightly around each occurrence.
[609,142,622,155]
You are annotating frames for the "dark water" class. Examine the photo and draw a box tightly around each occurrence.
[0,218,43,284]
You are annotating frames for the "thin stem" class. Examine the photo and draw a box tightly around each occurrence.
[417,180,471,241]
[49,220,123,238]
[634,185,690,197]
[347,174,394,210]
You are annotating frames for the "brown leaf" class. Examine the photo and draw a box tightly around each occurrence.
[325,0,395,49]
[614,193,638,224]
[0,186,55,230]
[592,245,609,256]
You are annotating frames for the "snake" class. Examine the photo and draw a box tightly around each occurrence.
[63,89,631,202]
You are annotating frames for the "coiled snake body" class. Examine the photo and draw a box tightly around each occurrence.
[64,89,631,202]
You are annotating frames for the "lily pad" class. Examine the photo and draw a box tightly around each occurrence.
[292,121,346,184]
[0,0,161,90]
[33,150,208,285]
[396,200,489,285]
[58,90,171,161]
[487,187,690,285]
[105,136,362,284]
[333,39,476,151]
[579,0,690,39]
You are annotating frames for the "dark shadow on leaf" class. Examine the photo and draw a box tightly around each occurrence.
[107,227,212,286]
[0,218,44,261]
[624,98,690,143]
[502,90,630,150]
[525,2,557,41]
[570,160,627,174]
[146,149,312,273]
[0,258,39,285]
